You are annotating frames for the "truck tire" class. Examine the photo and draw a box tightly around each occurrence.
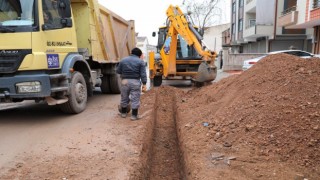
[153,75,162,87]
[59,71,87,114]
[109,74,121,94]
[101,75,111,94]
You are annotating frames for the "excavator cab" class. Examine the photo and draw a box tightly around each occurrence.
[156,27,201,60]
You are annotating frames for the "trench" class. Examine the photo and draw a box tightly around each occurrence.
[147,88,185,179]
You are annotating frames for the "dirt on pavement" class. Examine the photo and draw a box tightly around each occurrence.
[0,53,319,179]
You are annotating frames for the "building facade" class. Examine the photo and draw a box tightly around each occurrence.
[203,23,230,53]
[230,0,314,53]
[278,0,320,54]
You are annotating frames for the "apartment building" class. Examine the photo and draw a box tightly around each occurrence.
[229,0,313,53]
[278,0,320,54]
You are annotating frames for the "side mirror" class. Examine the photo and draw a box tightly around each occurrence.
[61,18,72,27]
[152,32,156,37]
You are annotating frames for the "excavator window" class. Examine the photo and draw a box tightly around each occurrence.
[156,28,201,60]
[157,28,167,53]
[177,35,201,60]
[164,37,171,54]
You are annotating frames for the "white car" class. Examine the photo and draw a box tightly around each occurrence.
[242,50,317,71]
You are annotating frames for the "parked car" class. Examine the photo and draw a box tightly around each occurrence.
[242,50,317,71]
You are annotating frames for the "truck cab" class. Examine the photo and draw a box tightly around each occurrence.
[0,0,136,113]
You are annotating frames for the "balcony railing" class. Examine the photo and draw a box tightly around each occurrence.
[281,6,296,16]
[278,10,298,27]
[243,24,274,39]
[313,0,320,9]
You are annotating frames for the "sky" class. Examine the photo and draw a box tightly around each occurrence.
[99,0,230,45]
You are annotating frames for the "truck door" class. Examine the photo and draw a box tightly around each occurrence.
[38,0,76,69]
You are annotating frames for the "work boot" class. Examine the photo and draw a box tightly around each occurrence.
[121,107,127,118]
[131,109,141,121]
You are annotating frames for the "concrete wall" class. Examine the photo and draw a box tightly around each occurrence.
[256,0,275,25]
[222,49,266,71]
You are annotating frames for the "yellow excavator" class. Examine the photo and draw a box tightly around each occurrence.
[149,5,217,86]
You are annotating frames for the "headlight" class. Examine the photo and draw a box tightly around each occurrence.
[16,81,41,93]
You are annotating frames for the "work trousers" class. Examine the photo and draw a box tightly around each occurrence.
[120,79,141,110]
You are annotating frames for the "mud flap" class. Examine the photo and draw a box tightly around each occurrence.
[194,61,217,83]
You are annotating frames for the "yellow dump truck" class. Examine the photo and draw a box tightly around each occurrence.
[0,0,136,113]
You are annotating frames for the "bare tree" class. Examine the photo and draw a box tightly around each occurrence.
[182,0,222,35]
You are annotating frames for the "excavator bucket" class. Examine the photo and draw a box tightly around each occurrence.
[193,61,217,83]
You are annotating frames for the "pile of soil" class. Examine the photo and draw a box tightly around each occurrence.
[162,53,319,179]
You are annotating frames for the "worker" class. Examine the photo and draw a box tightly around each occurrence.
[116,47,147,120]
[43,11,52,24]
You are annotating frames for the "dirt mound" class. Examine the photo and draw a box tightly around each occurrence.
[175,53,320,179]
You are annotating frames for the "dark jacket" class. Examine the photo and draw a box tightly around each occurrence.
[116,55,147,85]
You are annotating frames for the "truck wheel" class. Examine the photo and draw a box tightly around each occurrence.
[59,71,87,114]
[153,75,162,87]
[110,74,121,94]
[101,75,111,94]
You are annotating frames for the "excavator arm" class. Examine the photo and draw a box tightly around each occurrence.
[165,5,215,60]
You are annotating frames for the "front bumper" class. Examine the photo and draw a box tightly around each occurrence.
[0,73,68,101]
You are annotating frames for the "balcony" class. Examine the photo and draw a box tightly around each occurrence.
[243,24,274,39]
[278,6,298,27]
[245,0,256,13]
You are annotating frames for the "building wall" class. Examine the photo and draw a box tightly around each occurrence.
[306,0,310,21]
[276,1,284,35]
[222,53,266,71]
[310,7,320,20]
[314,26,320,54]
[203,23,230,53]
[256,0,275,25]
[136,38,149,64]
[297,0,308,24]
[242,39,267,53]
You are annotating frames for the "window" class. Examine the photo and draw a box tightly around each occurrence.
[232,2,236,13]
[232,23,236,34]
[239,0,244,7]
[0,0,35,26]
[176,35,200,59]
[42,0,63,29]
[249,19,256,27]
[238,19,243,32]
[285,51,312,57]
